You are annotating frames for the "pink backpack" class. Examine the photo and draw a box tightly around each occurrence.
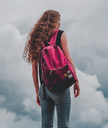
[41,29,77,93]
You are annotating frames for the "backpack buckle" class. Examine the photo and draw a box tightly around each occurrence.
[44,49,48,52]
[53,45,57,48]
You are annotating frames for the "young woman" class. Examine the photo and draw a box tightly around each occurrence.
[23,10,80,128]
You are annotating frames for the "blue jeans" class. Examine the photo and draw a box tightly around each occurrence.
[38,85,71,128]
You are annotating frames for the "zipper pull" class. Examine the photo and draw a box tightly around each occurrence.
[50,70,52,75]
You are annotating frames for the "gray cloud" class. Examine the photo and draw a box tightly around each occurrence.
[0,24,40,122]
[16,23,32,35]
[70,44,108,97]
[0,70,40,122]
[60,19,78,32]
[67,1,108,97]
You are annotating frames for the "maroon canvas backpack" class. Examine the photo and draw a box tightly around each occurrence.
[41,30,77,93]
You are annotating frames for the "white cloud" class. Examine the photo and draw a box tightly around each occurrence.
[103,122,108,128]
[0,24,28,82]
[0,24,40,123]
[0,63,108,128]
[0,109,41,128]
[23,98,38,112]
[70,69,108,127]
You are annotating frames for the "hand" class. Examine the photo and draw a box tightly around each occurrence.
[36,94,41,106]
[74,80,80,98]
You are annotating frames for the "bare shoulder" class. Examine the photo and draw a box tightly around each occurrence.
[61,32,67,41]
[61,31,68,50]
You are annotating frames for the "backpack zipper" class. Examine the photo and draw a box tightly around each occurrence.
[50,70,52,75]
[42,62,68,75]
[50,64,68,75]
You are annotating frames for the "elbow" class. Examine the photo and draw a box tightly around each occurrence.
[32,71,36,75]
[32,69,37,75]
[32,68,37,75]
[67,57,73,63]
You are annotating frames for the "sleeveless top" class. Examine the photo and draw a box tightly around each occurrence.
[39,30,64,85]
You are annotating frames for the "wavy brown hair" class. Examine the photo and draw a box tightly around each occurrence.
[22,10,60,66]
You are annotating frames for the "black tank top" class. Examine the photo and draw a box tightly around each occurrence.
[39,30,64,85]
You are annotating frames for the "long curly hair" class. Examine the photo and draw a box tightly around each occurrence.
[22,10,60,66]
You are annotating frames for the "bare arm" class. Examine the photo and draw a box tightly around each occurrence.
[32,60,40,106]
[61,32,80,97]
[32,60,39,95]
[61,32,78,81]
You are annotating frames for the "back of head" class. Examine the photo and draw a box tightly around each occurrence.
[22,10,60,65]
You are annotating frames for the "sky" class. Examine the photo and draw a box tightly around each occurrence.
[0,0,108,128]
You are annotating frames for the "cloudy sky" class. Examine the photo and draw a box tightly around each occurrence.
[0,0,108,128]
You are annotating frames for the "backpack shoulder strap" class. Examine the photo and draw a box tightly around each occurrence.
[49,29,59,45]
[42,29,59,48]
[42,41,46,48]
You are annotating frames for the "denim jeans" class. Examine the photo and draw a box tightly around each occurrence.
[38,85,71,128]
